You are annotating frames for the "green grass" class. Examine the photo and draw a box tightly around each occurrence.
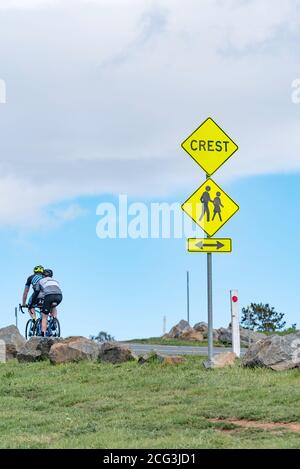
[0,358,300,449]
[126,337,228,347]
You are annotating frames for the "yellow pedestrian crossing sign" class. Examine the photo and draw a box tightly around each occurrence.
[181,117,238,176]
[181,178,239,237]
[188,238,232,253]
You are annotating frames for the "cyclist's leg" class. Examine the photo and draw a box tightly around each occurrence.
[41,295,55,336]
[50,294,62,319]
[28,295,36,320]
[41,313,48,336]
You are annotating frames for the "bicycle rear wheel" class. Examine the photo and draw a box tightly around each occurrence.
[49,318,61,338]
[25,319,35,340]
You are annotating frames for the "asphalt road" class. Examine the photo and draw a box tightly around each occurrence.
[122,343,246,357]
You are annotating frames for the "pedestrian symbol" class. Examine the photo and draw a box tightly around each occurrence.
[181,178,239,237]
[181,117,238,176]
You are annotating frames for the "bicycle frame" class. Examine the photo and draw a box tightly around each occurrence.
[19,304,61,338]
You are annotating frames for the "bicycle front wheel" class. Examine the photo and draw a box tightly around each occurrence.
[34,318,42,337]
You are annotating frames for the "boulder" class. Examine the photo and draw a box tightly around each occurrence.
[192,323,219,340]
[0,325,26,360]
[49,336,100,365]
[163,356,186,365]
[165,320,192,339]
[17,337,61,363]
[194,322,208,334]
[217,327,232,344]
[138,353,186,365]
[242,333,300,371]
[99,342,135,364]
[181,330,204,341]
[218,327,265,346]
[138,352,165,364]
[204,352,237,369]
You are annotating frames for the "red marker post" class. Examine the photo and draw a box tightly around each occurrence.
[230,290,240,357]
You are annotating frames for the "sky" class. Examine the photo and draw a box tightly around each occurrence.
[0,0,300,339]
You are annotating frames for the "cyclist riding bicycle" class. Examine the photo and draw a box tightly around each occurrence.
[35,269,63,337]
[22,265,45,321]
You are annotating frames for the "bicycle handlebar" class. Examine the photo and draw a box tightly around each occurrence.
[19,304,29,315]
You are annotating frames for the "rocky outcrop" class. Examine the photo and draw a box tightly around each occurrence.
[242,333,300,371]
[204,352,237,369]
[181,330,204,341]
[218,326,265,346]
[17,337,61,363]
[194,322,208,334]
[99,342,135,364]
[0,325,26,360]
[165,320,193,339]
[49,336,100,365]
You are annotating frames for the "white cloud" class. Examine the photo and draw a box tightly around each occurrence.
[0,0,60,10]
[48,203,87,225]
[0,0,300,227]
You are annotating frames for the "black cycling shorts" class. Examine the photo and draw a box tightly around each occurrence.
[42,294,63,316]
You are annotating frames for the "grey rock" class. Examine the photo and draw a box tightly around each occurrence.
[193,322,208,333]
[138,352,165,364]
[204,352,237,369]
[217,327,232,344]
[242,332,300,371]
[49,336,100,364]
[17,337,61,363]
[0,325,26,360]
[239,328,266,346]
[99,342,135,364]
[193,322,219,340]
[218,327,265,346]
[181,329,204,341]
[165,320,192,339]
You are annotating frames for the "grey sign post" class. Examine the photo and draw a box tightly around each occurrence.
[207,250,213,366]
[186,271,190,324]
[206,175,214,367]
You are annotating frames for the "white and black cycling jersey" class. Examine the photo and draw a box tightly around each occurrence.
[36,277,62,297]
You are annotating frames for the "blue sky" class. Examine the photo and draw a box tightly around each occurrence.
[0,0,300,339]
[0,172,299,339]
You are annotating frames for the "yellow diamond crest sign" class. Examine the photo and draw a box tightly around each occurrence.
[181,178,239,237]
[181,117,238,176]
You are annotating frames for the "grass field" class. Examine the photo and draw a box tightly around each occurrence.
[126,337,229,347]
[0,357,299,449]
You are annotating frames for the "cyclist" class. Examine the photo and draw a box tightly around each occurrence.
[35,269,63,337]
[22,265,45,321]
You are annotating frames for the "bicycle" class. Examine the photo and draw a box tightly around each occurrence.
[19,303,61,339]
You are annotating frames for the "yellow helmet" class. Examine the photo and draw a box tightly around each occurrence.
[33,265,44,274]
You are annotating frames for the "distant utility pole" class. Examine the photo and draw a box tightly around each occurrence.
[163,316,167,335]
[186,271,190,324]
[15,307,18,329]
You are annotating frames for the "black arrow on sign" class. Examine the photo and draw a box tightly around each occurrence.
[195,241,225,250]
